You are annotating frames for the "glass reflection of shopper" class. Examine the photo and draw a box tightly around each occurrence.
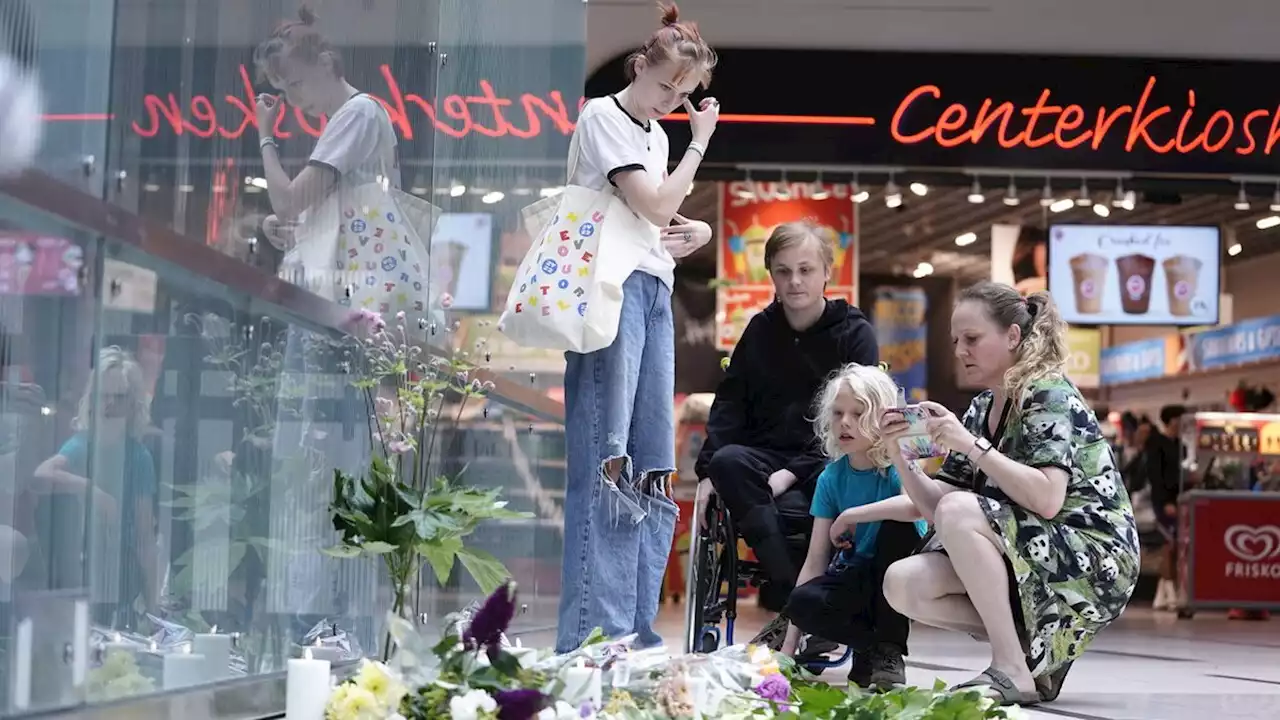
[878,283,1139,706]
[253,6,399,251]
[555,2,718,654]
[35,348,157,628]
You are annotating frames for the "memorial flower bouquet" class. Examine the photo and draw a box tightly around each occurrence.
[323,311,530,646]
[324,583,1034,720]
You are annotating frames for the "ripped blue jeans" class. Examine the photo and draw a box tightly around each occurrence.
[556,271,677,653]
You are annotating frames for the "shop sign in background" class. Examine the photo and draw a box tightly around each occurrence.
[1065,327,1102,389]
[1100,337,1170,385]
[716,181,858,350]
[872,287,928,402]
[1187,314,1280,372]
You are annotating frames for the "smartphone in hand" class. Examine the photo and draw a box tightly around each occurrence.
[886,404,947,460]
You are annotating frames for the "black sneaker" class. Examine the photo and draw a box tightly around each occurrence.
[867,643,906,690]
[847,651,873,688]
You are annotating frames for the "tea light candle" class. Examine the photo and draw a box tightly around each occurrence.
[194,631,232,680]
[562,662,602,707]
[102,632,135,660]
[286,648,331,720]
[162,645,207,690]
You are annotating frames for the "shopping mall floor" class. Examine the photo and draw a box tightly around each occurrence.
[516,602,1280,720]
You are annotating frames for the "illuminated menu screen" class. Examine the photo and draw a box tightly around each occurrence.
[1197,424,1261,455]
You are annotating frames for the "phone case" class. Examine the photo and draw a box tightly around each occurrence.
[894,405,947,460]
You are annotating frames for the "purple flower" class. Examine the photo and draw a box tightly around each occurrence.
[352,308,385,332]
[755,673,791,705]
[464,582,516,651]
[579,702,594,717]
[387,439,413,454]
[495,688,546,719]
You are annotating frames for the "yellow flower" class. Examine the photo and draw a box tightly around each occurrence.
[353,660,406,707]
[758,662,781,677]
[332,685,380,720]
[325,685,353,720]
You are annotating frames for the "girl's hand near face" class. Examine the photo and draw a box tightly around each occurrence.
[255,93,281,138]
[685,97,719,146]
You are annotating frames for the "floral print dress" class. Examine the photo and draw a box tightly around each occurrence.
[918,375,1140,677]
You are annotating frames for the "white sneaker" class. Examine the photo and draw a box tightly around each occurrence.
[1153,580,1176,611]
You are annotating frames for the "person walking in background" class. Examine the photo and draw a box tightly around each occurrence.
[555,2,718,653]
[1149,405,1184,612]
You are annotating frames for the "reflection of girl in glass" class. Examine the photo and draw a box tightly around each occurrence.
[252,5,400,249]
[1011,226,1047,296]
[35,347,157,628]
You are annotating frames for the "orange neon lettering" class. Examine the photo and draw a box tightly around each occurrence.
[1125,76,1175,153]
[130,63,582,141]
[1020,89,1062,148]
[890,85,941,144]
[1174,90,1203,153]
[1201,110,1234,153]
[1238,109,1269,155]
[1092,104,1133,150]
[968,100,1018,148]
[1267,108,1280,154]
[935,103,972,146]
[1053,105,1093,149]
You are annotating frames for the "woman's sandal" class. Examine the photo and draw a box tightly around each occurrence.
[952,667,1042,706]
[1034,659,1074,703]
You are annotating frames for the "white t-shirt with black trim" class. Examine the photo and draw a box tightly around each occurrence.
[309,93,400,190]
[571,96,675,289]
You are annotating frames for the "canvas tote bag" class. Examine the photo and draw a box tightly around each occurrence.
[499,125,659,353]
[278,105,441,329]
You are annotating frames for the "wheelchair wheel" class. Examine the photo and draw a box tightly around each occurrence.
[684,499,727,653]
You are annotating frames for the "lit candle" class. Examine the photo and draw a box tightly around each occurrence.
[285,648,331,720]
[194,629,232,680]
[562,662,602,707]
[102,632,135,660]
[162,644,207,690]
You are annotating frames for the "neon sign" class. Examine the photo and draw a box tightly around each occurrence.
[890,76,1280,156]
[131,64,581,141]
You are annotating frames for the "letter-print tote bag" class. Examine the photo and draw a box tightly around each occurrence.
[499,126,659,354]
[279,109,441,329]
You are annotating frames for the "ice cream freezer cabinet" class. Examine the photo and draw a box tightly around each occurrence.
[1175,491,1280,617]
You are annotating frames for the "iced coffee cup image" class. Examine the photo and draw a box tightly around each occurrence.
[1068,253,1108,314]
[1162,255,1203,317]
[1115,253,1156,315]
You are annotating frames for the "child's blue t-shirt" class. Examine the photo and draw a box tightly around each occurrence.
[810,460,927,561]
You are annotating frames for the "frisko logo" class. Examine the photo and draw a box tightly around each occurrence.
[130,65,581,141]
[1224,524,1280,563]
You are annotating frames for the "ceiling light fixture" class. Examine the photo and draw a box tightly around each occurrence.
[481,190,505,204]
[955,232,977,246]
[1093,203,1111,218]
[1076,178,1092,206]
[1257,215,1280,230]
[1049,198,1074,213]
[1111,179,1126,208]
[1228,242,1243,256]
[449,182,466,198]
[851,173,869,203]
[1003,178,1019,206]
[1270,183,1280,212]
[910,181,929,197]
[1040,179,1054,207]
[885,174,903,209]
[812,172,830,200]
[1235,184,1251,211]
[967,177,984,203]
[912,261,934,278]
[1119,190,1136,211]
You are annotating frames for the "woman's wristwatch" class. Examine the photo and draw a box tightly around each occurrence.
[967,436,993,462]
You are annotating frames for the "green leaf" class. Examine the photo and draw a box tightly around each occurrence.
[489,649,522,678]
[360,541,398,555]
[321,544,362,559]
[419,537,462,585]
[455,546,511,595]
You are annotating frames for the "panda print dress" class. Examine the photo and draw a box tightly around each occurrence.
[917,375,1139,678]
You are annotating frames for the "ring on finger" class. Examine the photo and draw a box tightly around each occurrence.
[683,231,691,240]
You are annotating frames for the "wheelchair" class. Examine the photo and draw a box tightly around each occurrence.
[683,489,853,672]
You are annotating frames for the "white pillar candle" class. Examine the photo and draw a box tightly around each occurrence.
[194,633,232,679]
[285,649,331,720]
[562,664,602,707]
[162,646,207,690]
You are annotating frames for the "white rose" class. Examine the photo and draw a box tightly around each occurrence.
[449,689,497,720]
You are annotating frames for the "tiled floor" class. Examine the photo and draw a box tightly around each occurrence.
[517,603,1280,720]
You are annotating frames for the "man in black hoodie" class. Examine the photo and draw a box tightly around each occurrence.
[696,221,878,644]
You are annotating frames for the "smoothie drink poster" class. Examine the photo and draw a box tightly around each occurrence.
[716,286,855,350]
[719,181,858,286]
